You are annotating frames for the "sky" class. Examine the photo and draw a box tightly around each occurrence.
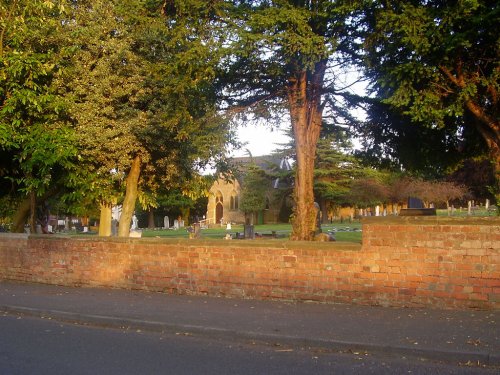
[231,122,291,157]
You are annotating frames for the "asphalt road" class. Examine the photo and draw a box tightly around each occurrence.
[0,314,497,375]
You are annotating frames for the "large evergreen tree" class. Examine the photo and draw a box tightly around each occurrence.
[363,0,499,198]
[314,136,367,221]
[165,0,365,240]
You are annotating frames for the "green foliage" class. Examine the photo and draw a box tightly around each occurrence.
[354,98,485,178]
[0,0,78,199]
[239,162,269,214]
[60,0,232,211]
[314,136,365,205]
[0,0,233,227]
[213,0,365,118]
[363,0,499,168]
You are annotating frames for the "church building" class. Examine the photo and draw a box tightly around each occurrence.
[205,155,292,225]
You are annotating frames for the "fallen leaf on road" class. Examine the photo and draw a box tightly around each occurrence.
[175,332,193,336]
[466,339,482,346]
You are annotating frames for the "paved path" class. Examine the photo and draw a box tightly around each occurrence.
[0,281,498,366]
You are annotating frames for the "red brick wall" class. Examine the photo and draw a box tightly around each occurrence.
[0,217,498,309]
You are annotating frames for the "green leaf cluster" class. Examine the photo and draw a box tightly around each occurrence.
[363,0,499,158]
[0,0,77,198]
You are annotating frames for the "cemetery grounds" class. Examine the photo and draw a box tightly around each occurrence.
[140,207,497,243]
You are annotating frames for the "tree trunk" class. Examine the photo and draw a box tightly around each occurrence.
[118,155,141,237]
[12,189,57,233]
[98,202,112,237]
[288,62,326,240]
[148,208,155,229]
[440,66,500,200]
[180,207,190,226]
[320,200,328,224]
[12,196,31,233]
[29,191,36,233]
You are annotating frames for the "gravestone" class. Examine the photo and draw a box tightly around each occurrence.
[400,197,436,216]
[164,216,169,229]
[111,219,118,236]
[189,223,201,239]
[173,219,179,230]
[408,197,424,209]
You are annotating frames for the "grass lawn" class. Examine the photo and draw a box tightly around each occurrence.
[436,207,498,217]
[141,221,363,243]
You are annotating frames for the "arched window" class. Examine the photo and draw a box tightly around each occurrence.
[230,190,239,210]
[216,191,223,204]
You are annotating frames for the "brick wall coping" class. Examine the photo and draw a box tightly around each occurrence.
[0,233,28,239]
[14,234,362,252]
[361,216,500,226]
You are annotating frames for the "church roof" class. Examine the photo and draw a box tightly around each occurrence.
[230,155,292,172]
[227,154,292,190]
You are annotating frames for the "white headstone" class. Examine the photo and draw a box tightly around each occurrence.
[164,216,169,229]
[131,214,138,230]
[173,219,179,230]
[375,205,380,216]
[112,205,122,221]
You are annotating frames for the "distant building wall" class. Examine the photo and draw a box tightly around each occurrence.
[0,217,498,309]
